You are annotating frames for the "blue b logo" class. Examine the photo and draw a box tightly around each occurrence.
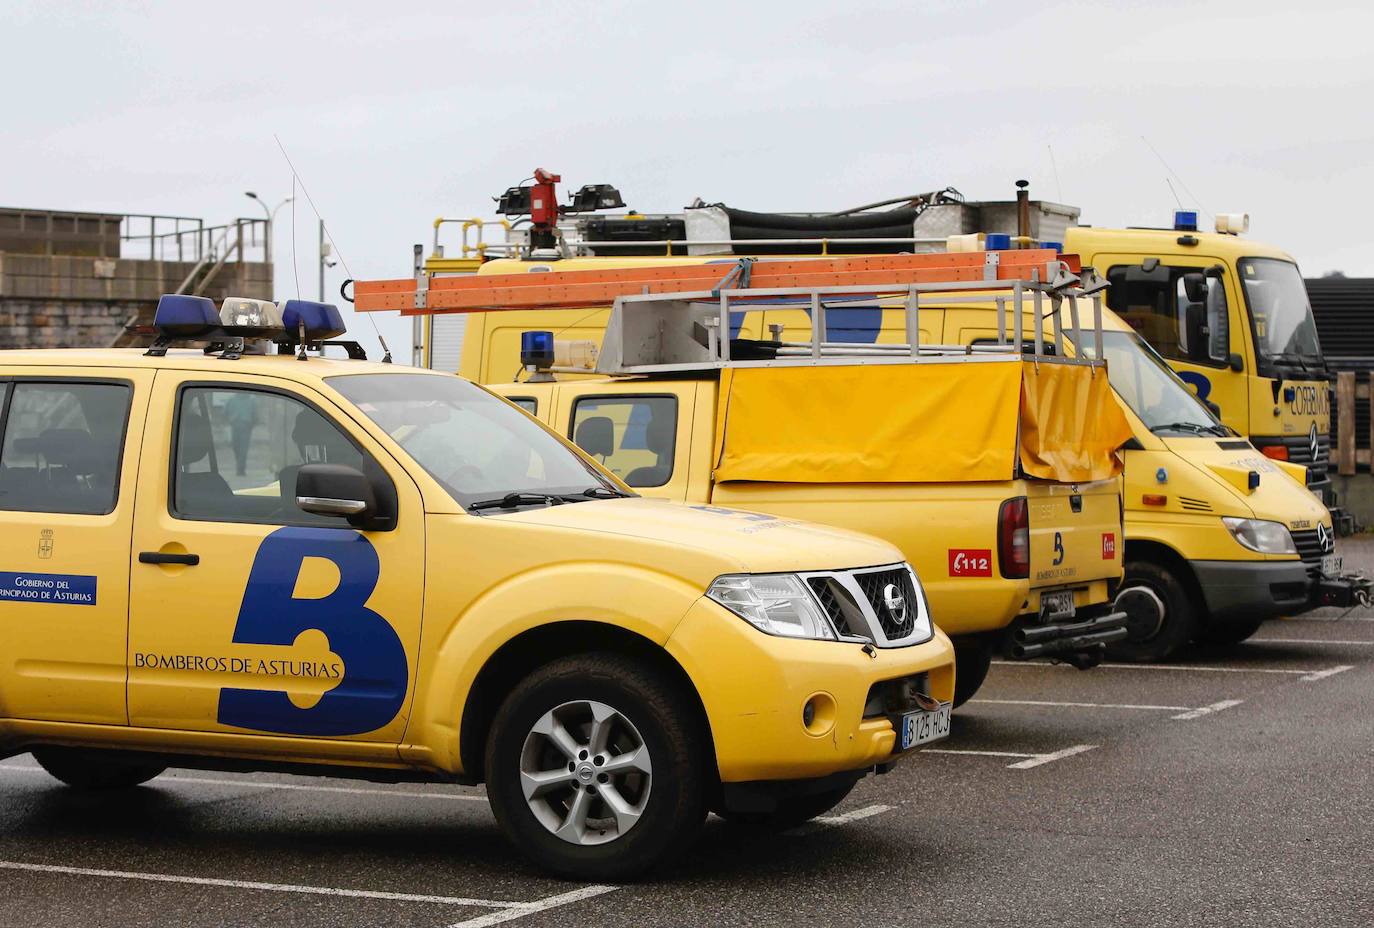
[218,527,409,737]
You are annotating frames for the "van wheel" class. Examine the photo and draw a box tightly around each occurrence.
[485,653,708,881]
[1195,615,1264,646]
[1108,560,1195,661]
[31,747,167,790]
[952,642,992,708]
[718,782,855,829]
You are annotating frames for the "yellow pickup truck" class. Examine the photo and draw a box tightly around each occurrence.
[0,294,957,880]
[438,254,1132,704]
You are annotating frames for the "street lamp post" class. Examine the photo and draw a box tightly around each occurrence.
[244,191,293,271]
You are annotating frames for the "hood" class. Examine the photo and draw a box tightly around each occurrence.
[1163,436,1329,529]
[490,497,904,575]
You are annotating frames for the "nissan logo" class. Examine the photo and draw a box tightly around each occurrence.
[1317,522,1333,554]
[882,583,907,622]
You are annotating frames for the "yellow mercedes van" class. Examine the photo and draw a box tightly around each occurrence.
[0,295,956,880]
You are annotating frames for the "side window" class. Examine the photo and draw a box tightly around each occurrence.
[0,381,131,515]
[173,386,366,526]
[570,395,677,488]
[507,396,538,415]
[1106,263,1228,365]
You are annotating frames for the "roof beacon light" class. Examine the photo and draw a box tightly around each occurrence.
[152,294,219,337]
[1173,210,1199,232]
[1215,212,1250,235]
[281,299,347,342]
[521,330,556,382]
[220,297,284,337]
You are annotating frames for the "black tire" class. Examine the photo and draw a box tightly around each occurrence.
[1107,560,1196,661]
[952,642,993,708]
[717,782,855,829]
[1194,614,1264,646]
[31,747,166,790]
[485,652,709,881]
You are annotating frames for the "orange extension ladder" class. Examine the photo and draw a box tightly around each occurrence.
[351,249,1082,315]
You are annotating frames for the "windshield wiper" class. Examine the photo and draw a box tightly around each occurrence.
[578,486,629,499]
[468,492,569,512]
[1150,421,1216,436]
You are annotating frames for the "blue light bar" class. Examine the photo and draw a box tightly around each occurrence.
[521,330,556,369]
[1173,210,1199,232]
[152,294,219,337]
[985,233,1012,250]
[281,300,346,342]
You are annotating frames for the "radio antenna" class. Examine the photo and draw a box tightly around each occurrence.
[273,135,393,362]
[1141,136,1212,219]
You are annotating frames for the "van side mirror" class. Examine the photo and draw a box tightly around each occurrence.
[296,463,392,531]
[1184,302,1210,363]
[1228,353,1244,372]
[1181,272,1209,303]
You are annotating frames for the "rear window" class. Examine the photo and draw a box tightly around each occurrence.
[0,381,132,515]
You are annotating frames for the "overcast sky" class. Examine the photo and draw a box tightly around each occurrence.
[6,0,1372,362]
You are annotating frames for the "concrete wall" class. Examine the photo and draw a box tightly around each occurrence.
[0,252,272,349]
[1332,475,1374,532]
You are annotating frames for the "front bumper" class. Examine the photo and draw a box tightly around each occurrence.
[1193,559,1313,620]
[666,597,955,784]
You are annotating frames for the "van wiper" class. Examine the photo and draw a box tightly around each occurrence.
[1150,421,1215,435]
[469,492,569,511]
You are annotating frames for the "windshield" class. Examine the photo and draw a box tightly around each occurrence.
[1238,258,1324,371]
[1081,331,1226,436]
[328,373,620,509]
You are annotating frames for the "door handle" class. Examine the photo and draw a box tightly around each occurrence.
[138,551,200,566]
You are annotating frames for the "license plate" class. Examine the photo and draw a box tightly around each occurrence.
[897,703,952,751]
[1041,590,1076,620]
[1322,554,1342,575]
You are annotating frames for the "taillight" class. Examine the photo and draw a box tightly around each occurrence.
[1261,445,1289,461]
[998,496,1029,579]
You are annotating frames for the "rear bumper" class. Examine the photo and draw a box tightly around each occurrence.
[1193,559,1312,620]
[1000,600,1129,661]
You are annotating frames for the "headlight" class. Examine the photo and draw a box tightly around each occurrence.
[1222,517,1297,555]
[707,573,836,640]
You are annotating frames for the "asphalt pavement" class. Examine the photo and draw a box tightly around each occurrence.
[3,542,1373,927]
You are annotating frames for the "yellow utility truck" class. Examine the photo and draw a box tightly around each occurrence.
[894,293,1368,658]
[357,250,1133,704]
[0,294,958,880]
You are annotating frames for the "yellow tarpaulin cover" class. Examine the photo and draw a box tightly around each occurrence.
[713,360,1128,485]
[1019,362,1133,483]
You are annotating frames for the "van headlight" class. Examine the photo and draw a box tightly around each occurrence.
[707,574,836,640]
[1222,517,1297,555]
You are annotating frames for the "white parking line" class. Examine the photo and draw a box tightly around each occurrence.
[0,764,487,802]
[0,860,616,926]
[1006,745,1097,769]
[783,803,893,836]
[448,885,620,927]
[993,660,1343,676]
[1252,638,1374,646]
[1171,699,1244,720]
[973,698,1191,711]
[1300,664,1354,681]
[923,744,1097,769]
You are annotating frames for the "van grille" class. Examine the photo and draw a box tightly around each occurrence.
[1291,528,1332,577]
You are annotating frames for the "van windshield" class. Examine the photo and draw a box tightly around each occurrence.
[1081,331,1228,437]
[328,373,623,510]
[1238,257,1325,375]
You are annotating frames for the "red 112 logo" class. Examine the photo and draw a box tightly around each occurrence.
[948,549,993,577]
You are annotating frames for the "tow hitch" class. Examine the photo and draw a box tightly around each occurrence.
[1007,609,1129,663]
[1314,571,1372,609]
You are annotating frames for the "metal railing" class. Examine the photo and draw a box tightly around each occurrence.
[120,215,268,264]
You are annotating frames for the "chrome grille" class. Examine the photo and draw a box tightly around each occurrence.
[853,568,918,640]
[806,577,855,638]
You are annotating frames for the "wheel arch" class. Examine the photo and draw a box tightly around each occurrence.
[458,620,718,788]
[1122,538,1208,618]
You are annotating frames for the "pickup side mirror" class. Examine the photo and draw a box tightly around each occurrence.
[296,463,395,532]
